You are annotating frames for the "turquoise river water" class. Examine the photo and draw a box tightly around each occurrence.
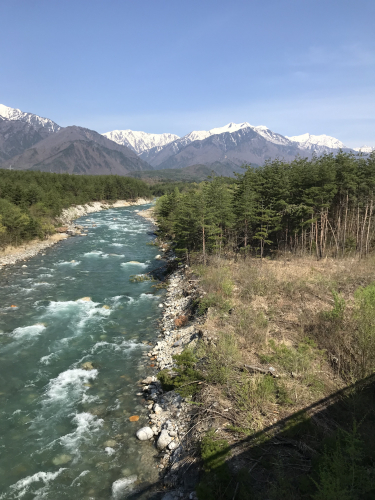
[0,205,165,499]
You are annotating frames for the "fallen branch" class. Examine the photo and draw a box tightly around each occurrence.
[205,408,237,423]
[243,364,279,378]
[174,380,206,389]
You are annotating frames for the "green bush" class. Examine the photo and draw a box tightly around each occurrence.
[200,430,231,471]
[157,349,204,397]
[323,291,346,322]
[354,283,375,377]
[312,422,375,499]
[196,431,232,500]
[260,338,324,376]
[206,333,240,385]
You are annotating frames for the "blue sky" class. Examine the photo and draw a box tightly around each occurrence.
[1,0,374,147]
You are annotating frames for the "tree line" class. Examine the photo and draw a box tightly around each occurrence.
[155,151,375,261]
[0,169,152,246]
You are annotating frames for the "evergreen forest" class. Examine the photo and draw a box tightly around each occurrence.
[155,151,375,261]
[0,169,152,246]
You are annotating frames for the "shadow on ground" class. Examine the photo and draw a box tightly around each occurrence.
[116,374,375,499]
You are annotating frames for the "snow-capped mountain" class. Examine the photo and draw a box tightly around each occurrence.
[171,122,292,149]
[287,133,346,150]
[137,122,356,171]
[102,129,179,155]
[0,104,61,133]
[353,145,374,153]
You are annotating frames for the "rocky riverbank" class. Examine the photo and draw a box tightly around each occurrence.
[0,198,152,268]
[133,261,204,500]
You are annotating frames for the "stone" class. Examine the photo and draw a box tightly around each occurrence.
[52,454,72,465]
[168,441,178,451]
[136,427,153,441]
[79,297,91,301]
[141,377,153,384]
[104,439,117,447]
[161,493,177,500]
[157,429,172,450]
[111,475,137,499]
[153,404,163,414]
[81,361,95,370]
[129,415,140,422]
[155,255,162,260]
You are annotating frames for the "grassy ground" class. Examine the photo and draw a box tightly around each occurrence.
[181,255,375,499]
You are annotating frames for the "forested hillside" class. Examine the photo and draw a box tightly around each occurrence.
[154,151,375,499]
[0,169,151,246]
[155,151,375,261]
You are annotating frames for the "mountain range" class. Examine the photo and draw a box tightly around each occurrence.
[0,104,372,178]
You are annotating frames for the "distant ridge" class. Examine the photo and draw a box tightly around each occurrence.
[103,129,179,154]
[0,103,372,177]
[105,122,356,171]
[0,104,61,134]
[1,125,153,175]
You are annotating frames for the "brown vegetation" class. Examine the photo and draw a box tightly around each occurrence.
[187,254,375,498]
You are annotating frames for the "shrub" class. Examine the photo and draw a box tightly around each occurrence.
[206,333,241,385]
[174,315,188,328]
[312,422,375,499]
[354,283,375,377]
[157,349,204,397]
[200,430,231,471]
[322,291,346,322]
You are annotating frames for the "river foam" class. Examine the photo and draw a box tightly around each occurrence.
[1,468,66,500]
[43,368,98,404]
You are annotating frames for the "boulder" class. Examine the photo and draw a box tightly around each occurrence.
[136,427,153,441]
[153,404,163,414]
[81,361,95,370]
[111,475,137,499]
[157,429,172,450]
[161,491,178,500]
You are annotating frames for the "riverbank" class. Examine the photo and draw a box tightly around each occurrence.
[134,204,375,499]
[132,206,202,499]
[0,198,152,268]
[133,265,203,500]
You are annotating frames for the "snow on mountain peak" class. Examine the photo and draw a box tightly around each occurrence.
[102,129,179,154]
[287,133,346,150]
[353,145,374,153]
[0,104,60,133]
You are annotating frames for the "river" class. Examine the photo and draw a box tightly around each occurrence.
[0,205,165,499]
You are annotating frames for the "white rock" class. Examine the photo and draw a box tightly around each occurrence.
[157,429,172,450]
[111,475,137,499]
[153,404,163,414]
[168,441,178,450]
[136,427,153,441]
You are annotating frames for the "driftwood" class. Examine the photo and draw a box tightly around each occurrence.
[243,364,279,378]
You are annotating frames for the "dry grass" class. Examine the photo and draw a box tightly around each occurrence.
[191,254,375,435]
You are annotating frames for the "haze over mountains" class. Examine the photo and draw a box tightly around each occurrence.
[0,104,372,178]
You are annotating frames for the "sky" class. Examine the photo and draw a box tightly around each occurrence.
[0,0,374,147]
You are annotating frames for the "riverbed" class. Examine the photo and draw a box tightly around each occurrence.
[0,205,164,499]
